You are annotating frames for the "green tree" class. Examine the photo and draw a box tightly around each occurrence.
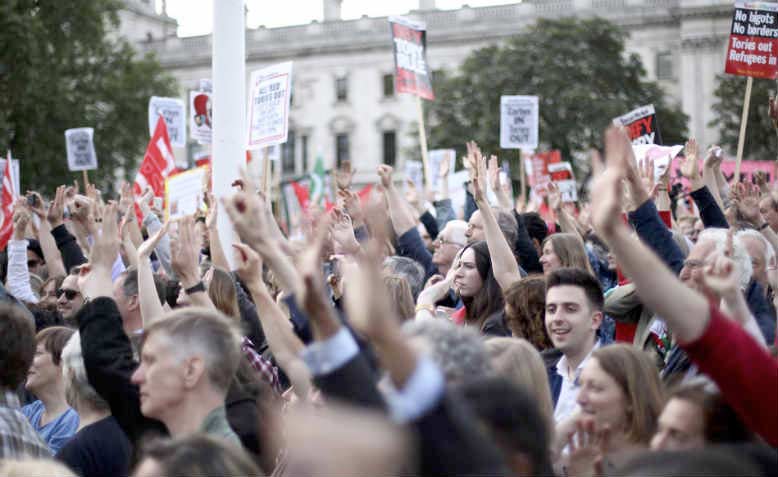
[710,75,777,161]
[0,0,178,194]
[427,17,688,172]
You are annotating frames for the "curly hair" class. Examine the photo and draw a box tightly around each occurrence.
[503,276,553,350]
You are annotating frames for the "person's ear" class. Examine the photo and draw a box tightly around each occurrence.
[182,356,206,389]
[532,238,542,255]
[591,310,603,330]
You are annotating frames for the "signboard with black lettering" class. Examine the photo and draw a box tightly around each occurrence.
[725,1,778,79]
[500,95,539,150]
[389,16,434,100]
[613,104,662,145]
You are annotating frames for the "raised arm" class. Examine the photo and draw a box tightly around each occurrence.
[487,154,513,211]
[469,142,521,290]
[702,146,726,211]
[138,188,174,278]
[681,139,728,228]
[27,191,66,278]
[47,185,87,271]
[204,192,230,271]
[137,221,170,327]
[378,165,417,237]
[6,201,39,302]
[170,216,213,309]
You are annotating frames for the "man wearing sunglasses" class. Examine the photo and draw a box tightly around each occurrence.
[56,275,83,325]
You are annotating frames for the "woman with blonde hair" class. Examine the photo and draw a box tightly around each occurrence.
[540,233,594,276]
[383,274,415,321]
[485,337,554,433]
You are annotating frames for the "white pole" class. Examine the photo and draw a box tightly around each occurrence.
[212,0,245,268]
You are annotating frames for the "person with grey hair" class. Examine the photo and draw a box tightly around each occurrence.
[382,256,426,300]
[737,228,776,291]
[401,319,491,385]
[56,332,132,477]
[112,266,142,336]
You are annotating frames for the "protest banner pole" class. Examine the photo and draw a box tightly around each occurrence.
[734,76,753,183]
[262,148,271,196]
[82,170,89,190]
[416,96,432,191]
[211,0,245,269]
[519,151,526,201]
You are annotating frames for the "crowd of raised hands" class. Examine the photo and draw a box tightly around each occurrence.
[0,122,777,477]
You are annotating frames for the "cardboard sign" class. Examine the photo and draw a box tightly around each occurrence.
[247,61,293,149]
[189,90,212,144]
[428,149,456,187]
[613,104,662,145]
[725,1,778,79]
[149,97,186,149]
[547,161,577,202]
[389,16,435,100]
[404,160,424,192]
[500,96,539,150]
[164,166,208,220]
[64,128,98,171]
[632,144,684,183]
[524,150,561,195]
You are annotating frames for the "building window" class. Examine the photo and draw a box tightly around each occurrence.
[336,133,350,167]
[282,131,296,174]
[382,74,395,98]
[301,134,309,172]
[382,131,396,166]
[656,51,673,80]
[335,76,348,102]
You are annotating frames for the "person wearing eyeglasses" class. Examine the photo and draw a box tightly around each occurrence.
[56,275,84,326]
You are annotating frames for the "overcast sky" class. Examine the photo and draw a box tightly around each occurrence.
[160,0,520,36]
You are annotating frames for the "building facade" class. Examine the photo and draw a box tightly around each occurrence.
[122,0,735,182]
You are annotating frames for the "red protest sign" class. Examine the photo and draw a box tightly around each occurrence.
[525,150,561,195]
[725,1,778,79]
[613,104,662,145]
[389,16,434,100]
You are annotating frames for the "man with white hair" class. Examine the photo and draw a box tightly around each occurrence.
[736,229,775,291]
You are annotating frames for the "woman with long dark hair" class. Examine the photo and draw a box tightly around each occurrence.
[453,241,510,335]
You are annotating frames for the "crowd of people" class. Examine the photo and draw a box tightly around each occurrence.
[0,120,776,476]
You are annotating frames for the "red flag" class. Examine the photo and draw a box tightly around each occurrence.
[0,152,17,250]
[133,117,177,219]
[290,180,310,211]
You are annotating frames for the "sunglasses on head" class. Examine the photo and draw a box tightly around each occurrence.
[56,289,80,301]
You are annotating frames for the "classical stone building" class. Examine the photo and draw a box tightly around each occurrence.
[121,0,734,182]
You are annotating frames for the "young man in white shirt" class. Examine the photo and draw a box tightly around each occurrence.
[544,268,604,423]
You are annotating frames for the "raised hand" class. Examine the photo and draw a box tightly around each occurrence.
[702,250,740,301]
[591,127,629,238]
[232,242,263,288]
[70,195,95,231]
[170,216,203,288]
[732,182,763,226]
[704,145,724,171]
[330,207,360,255]
[334,159,355,191]
[679,138,702,187]
[47,185,66,227]
[487,154,501,193]
[468,142,488,205]
[12,199,30,241]
[639,158,655,197]
[377,164,394,189]
[439,153,451,178]
[565,418,609,477]
[337,188,365,227]
[78,202,119,299]
[205,191,218,228]
[221,185,270,249]
[24,191,46,219]
[547,181,562,211]
[138,220,171,259]
[117,182,134,215]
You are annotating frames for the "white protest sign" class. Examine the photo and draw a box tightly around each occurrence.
[632,144,683,183]
[500,95,539,150]
[447,170,471,216]
[64,128,98,171]
[428,149,456,188]
[164,166,208,221]
[189,90,212,144]
[404,160,424,192]
[149,96,186,148]
[547,161,577,202]
[247,61,293,149]
[0,158,20,196]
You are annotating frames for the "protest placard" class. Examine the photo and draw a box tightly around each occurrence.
[149,97,186,149]
[189,90,212,144]
[500,96,539,150]
[613,104,662,145]
[428,149,456,187]
[632,144,684,183]
[247,61,293,149]
[64,128,98,171]
[404,160,424,192]
[523,150,560,196]
[164,166,208,221]
[389,16,434,100]
[725,1,778,79]
[547,161,577,202]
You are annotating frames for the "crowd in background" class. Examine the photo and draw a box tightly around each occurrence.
[0,115,776,476]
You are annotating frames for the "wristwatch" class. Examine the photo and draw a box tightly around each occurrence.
[184,281,206,295]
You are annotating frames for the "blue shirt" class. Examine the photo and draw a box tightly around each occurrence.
[22,400,79,454]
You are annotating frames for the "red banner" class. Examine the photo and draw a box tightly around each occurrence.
[0,152,16,250]
[725,2,778,79]
[389,16,434,100]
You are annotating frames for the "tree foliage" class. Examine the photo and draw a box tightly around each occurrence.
[0,0,178,193]
[427,17,688,171]
[710,74,777,161]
